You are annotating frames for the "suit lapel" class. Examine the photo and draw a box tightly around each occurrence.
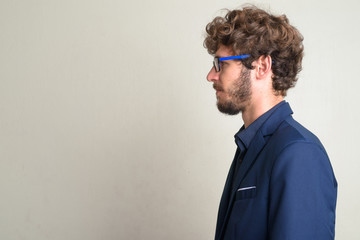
[231,132,266,193]
[216,132,267,239]
[231,102,293,191]
[215,148,240,240]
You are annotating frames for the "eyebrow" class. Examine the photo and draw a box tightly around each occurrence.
[214,54,229,58]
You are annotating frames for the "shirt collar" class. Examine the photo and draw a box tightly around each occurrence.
[234,101,286,152]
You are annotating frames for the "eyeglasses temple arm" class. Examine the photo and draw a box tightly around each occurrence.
[219,55,250,61]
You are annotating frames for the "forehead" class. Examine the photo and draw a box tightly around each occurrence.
[215,45,234,58]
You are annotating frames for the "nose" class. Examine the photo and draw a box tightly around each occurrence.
[207,66,219,82]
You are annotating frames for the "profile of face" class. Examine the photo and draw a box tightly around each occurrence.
[207,45,252,115]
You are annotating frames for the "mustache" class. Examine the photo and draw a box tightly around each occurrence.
[213,83,224,91]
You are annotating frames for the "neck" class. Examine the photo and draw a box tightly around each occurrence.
[242,95,283,128]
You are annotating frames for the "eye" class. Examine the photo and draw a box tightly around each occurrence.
[220,61,226,68]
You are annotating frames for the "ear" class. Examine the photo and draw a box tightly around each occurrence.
[254,55,272,80]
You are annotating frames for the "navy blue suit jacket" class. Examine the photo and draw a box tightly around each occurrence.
[215,103,337,240]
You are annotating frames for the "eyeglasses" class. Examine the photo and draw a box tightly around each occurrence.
[213,54,250,72]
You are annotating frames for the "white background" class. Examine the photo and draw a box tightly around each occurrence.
[0,0,359,239]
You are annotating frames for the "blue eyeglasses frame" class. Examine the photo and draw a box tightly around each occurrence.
[213,54,250,72]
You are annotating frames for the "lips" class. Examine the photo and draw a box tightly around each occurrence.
[213,84,224,98]
[213,84,223,92]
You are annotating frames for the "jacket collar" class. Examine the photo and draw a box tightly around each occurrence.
[234,101,287,152]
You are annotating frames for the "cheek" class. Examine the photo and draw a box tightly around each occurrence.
[220,72,236,90]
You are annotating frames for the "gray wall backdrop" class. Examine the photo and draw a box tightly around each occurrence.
[1,0,359,239]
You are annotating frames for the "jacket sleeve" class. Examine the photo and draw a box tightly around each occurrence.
[268,141,337,240]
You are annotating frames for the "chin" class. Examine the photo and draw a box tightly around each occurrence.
[217,101,242,115]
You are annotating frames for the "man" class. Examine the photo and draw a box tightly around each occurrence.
[204,6,337,240]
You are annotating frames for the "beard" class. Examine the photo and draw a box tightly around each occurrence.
[214,67,252,115]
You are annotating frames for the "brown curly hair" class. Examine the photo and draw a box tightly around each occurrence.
[204,6,304,96]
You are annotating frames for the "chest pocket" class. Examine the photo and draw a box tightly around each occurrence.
[235,186,257,200]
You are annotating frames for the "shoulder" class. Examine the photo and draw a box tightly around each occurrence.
[268,116,327,157]
[262,116,335,176]
[265,116,336,184]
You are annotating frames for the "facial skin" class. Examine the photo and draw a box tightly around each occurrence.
[207,45,252,115]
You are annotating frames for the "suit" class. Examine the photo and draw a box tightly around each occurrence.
[215,102,337,240]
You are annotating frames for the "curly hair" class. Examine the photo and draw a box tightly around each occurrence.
[204,6,304,96]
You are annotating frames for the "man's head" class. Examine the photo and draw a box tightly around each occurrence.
[204,6,304,99]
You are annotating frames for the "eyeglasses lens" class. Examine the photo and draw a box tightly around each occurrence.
[213,58,220,72]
